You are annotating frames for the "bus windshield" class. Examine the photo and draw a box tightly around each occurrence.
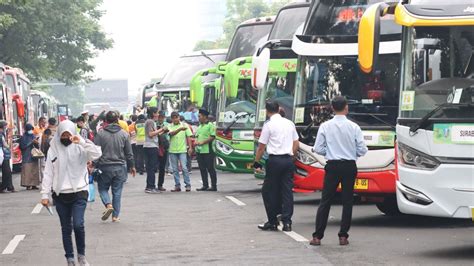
[218,79,258,129]
[158,91,192,116]
[400,26,474,119]
[256,73,296,128]
[304,0,399,37]
[161,54,226,86]
[227,23,273,61]
[269,5,309,40]
[5,74,15,92]
[294,54,400,127]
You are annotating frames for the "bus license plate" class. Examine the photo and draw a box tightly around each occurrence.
[471,207,474,222]
[339,179,369,190]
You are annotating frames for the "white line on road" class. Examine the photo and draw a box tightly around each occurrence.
[277,225,309,242]
[31,203,43,214]
[2,235,25,255]
[225,196,246,206]
[283,231,309,242]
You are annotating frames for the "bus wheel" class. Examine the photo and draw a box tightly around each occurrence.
[376,196,401,216]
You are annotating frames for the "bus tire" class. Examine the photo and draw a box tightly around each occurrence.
[376,196,401,216]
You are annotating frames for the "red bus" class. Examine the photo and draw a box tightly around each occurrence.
[3,65,32,171]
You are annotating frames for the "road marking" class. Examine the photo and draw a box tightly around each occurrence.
[2,235,25,255]
[277,225,309,242]
[31,203,43,214]
[283,231,309,242]
[225,196,246,206]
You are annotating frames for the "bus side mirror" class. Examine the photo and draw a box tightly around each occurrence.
[358,2,391,74]
[190,71,204,106]
[251,47,270,90]
[226,57,252,98]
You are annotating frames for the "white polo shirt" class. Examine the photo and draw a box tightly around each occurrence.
[259,114,299,155]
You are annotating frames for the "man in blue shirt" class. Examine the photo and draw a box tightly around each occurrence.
[310,96,367,246]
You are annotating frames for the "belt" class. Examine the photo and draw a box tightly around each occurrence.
[327,159,355,164]
[269,154,291,157]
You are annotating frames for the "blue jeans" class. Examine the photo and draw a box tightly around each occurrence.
[97,165,127,218]
[169,153,191,188]
[54,191,88,259]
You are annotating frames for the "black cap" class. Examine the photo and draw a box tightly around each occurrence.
[105,111,119,124]
[198,109,209,117]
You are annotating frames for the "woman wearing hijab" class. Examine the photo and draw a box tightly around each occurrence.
[40,120,102,266]
[20,123,41,190]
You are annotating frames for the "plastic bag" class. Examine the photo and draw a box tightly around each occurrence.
[88,175,95,202]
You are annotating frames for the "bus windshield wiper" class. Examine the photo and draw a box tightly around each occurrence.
[348,112,395,130]
[223,112,250,134]
[201,51,215,64]
[410,103,473,133]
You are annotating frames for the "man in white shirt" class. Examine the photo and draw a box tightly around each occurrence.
[254,101,299,232]
[310,96,368,246]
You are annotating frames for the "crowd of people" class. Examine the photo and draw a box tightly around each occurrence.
[0,96,367,264]
[0,107,218,265]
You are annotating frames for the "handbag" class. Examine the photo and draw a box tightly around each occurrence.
[31,147,45,158]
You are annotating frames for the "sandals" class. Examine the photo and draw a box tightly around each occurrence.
[101,206,114,221]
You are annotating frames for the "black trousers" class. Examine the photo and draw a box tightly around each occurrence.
[262,155,294,225]
[135,145,145,173]
[313,160,357,239]
[158,150,168,188]
[144,147,159,189]
[0,159,14,191]
[196,153,217,188]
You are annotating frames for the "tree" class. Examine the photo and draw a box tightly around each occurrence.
[0,0,113,84]
[193,0,290,51]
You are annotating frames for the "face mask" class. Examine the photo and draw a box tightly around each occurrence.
[60,138,72,147]
[28,130,33,135]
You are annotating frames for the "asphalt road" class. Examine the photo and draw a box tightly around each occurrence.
[0,170,473,265]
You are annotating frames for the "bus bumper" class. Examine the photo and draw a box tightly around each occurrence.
[397,164,474,219]
[294,160,397,195]
[215,151,254,173]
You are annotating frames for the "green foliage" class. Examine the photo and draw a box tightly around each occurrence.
[193,0,290,51]
[0,0,113,84]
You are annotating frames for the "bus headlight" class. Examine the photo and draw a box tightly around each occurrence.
[296,149,317,165]
[398,143,439,170]
[215,140,234,155]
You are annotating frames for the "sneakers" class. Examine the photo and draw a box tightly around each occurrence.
[157,187,167,192]
[145,188,157,194]
[67,258,76,266]
[185,186,191,192]
[78,255,90,266]
[112,217,120,223]
[101,206,114,221]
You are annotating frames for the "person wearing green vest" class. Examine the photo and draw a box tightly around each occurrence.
[195,109,218,192]
[135,114,146,174]
[147,92,158,108]
[168,111,193,192]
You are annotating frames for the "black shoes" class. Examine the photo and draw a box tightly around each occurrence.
[196,187,217,191]
[282,224,292,232]
[258,222,278,231]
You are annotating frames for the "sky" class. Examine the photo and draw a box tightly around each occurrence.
[92,0,216,98]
